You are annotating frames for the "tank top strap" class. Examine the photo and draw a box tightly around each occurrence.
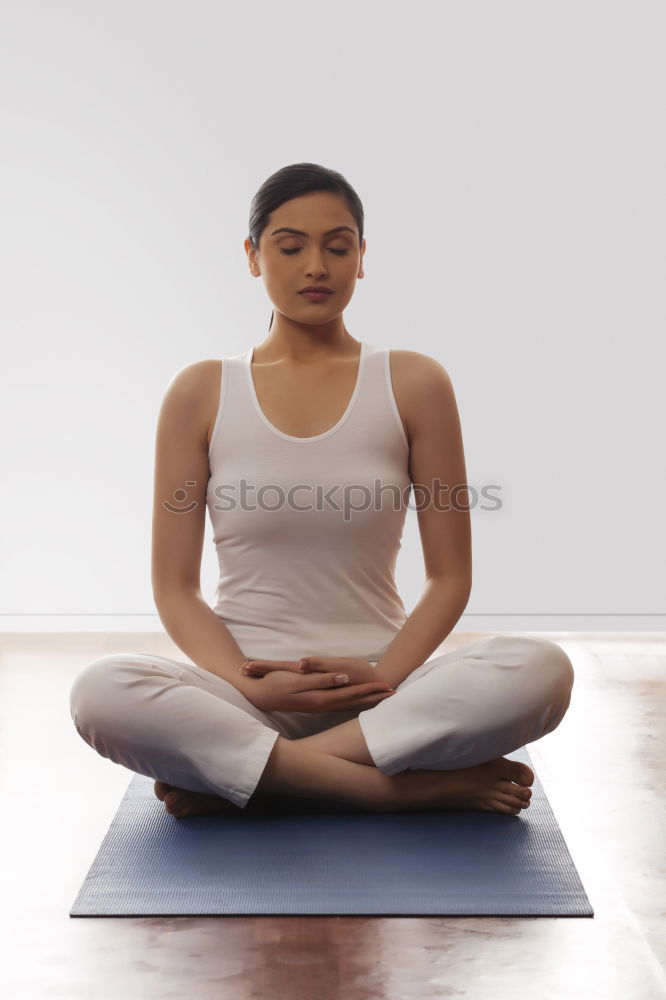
[207,350,253,457]
[209,342,409,455]
[347,343,409,453]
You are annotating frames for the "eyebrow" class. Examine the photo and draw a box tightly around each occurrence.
[270,226,356,238]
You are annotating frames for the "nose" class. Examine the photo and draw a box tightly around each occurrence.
[302,251,329,275]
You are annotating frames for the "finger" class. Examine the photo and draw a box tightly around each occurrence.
[325,685,396,701]
[241,665,269,677]
[298,657,326,672]
[247,659,297,668]
[319,672,356,688]
[298,657,354,673]
[348,688,397,703]
[315,675,394,692]
[243,660,300,676]
[353,691,397,707]
[315,690,397,710]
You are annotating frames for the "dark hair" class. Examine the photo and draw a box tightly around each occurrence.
[248,162,364,332]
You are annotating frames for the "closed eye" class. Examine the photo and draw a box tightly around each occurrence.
[280,248,349,256]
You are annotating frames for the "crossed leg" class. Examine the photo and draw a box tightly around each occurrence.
[161,634,574,818]
[296,717,375,765]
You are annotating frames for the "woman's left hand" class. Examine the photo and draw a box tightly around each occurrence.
[240,656,383,686]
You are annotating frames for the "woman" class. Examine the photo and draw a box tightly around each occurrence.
[69,162,574,820]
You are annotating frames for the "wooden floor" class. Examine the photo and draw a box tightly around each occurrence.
[1,631,664,999]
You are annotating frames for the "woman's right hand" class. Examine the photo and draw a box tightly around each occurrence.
[239,666,397,714]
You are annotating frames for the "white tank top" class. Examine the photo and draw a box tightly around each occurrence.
[205,341,411,663]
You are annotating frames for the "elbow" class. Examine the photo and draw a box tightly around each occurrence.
[454,579,472,608]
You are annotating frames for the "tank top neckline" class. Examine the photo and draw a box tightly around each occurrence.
[244,341,368,444]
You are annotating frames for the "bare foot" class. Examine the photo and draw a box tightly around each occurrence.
[154,756,535,819]
[388,756,535,815]
[154,779,247,820]
[153,780,359,820]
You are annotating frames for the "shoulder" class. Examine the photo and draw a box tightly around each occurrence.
[390,349,451,382]
[389,350,455,441]
[160,360,222,447]
[164,358,221,396]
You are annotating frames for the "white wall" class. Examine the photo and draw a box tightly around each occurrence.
[1,0,664,632]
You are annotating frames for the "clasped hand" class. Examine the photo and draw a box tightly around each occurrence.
[237,655,397,714]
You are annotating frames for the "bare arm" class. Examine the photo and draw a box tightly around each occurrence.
[374,354,472,689]
[154,587,254,691]
[151,361,254,695]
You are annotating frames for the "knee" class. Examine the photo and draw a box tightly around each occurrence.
[481,634,574,696]
[517,636,575,703]
[534,637,574,691]
[69,654,125,738]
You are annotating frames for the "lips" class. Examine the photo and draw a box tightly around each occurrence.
[299,288,332,294]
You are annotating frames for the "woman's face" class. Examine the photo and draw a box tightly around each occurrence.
[246,191,365,327]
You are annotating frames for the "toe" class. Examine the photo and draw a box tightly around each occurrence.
[502,779,531,801]
[163,790,196,818]
[497,782,530,810]
[513,762,534,787]
[154,780,173,801]
[164,791,181,810]
[491,797,520,815]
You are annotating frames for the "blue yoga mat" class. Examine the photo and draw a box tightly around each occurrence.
[70,745,593,917]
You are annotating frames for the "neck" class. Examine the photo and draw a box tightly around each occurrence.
[254,324,360,365]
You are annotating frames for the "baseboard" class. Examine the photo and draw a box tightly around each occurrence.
[0,613,664,632]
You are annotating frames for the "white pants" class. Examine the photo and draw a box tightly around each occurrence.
[69,634,574,810]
